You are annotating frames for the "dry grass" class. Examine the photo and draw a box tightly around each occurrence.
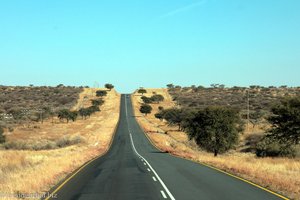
[132,88,300,200]
[0,88,120,200]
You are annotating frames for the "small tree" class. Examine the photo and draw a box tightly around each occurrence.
[96,90,107,97]
[58,109,71,123]
[186,106,241,156]
[141,96,153,104]
[69,111,78,122]
[150,94,164,103]
[91,99,104,106]
[79,108,89,119]
[161,108,186,130]
[105,83,114,91]
[140,104,152,115]
[0,127,5,144]
[138,88,147,95]
[57,109,77,123]
[155,112,164,121]
[166,84,174,89]
[268,97,300,145]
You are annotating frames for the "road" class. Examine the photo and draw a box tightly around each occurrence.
[46,94,285,200]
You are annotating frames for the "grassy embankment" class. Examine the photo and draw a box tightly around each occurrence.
[0,88,120,200]
[132,88,300,200]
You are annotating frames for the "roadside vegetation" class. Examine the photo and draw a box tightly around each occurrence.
[132,87,300,199]
[0,85,120,199]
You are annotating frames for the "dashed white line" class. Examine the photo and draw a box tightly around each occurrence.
[129,133,175,200]
[152,177,157,182]
[125,96,175,200]
[161,190,167,199]
[147,168,151,172]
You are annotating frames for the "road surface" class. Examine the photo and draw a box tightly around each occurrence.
[46,94,285,200]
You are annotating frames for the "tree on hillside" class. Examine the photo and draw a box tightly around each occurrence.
[138,88,147,95]
[186,106,241,156]
[0,127,5,144]
[267,97,300,145]
[105,83,114,91]
[150,94,164,103]
[96,90,107,97]
[159,108,187,130]
[91,99,104,106]
[58,109,70,123]
[154,112,164,121]
[57,109,78,123]
[79,108,90,119]
[141,96,153,104]
[69,111,78,122]
[166,84,174,89]
[140,104,152,116]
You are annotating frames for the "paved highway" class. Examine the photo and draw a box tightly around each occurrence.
[46,94,285,200]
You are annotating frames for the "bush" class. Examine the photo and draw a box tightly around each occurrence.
[96,90,107,97]
[186,106,241,156]
[91,99,104,106]
[141,96,153,104]
[4,135,85,150]
[105,83,114,91]
[140,104,152,115]
[150,94,164,103]
[268,97,300,145]
[256,136,296,157]
[58,135,84,147]
[138,88,147,95]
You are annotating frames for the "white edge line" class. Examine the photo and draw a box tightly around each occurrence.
[161,190,167,199]
[129,133,175,200]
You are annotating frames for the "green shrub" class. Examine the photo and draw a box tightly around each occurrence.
[91,99,104,106]
[256,136,296,157]
[96,90,107,97]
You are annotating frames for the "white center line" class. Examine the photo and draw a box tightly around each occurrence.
[129,133,175,200]
[125,96,175,200]
[161,190,167,199]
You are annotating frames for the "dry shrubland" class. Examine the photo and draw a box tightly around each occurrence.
[0,85,84,131]
[132,88,300,199]
[0,88,120,200]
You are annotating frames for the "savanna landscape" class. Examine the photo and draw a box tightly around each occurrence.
[1,1,300,200]
[132,86,300,199]
[0,84,120,199]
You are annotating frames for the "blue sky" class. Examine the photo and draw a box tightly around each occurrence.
[0,0,299,93]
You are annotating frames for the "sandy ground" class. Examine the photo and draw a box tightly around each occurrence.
[132,88,300,200]
[0,88,120,200]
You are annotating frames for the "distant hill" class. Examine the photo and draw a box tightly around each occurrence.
[168,85,300,117]
[0,85,83,129]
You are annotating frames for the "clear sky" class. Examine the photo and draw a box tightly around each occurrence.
[0,0,299,93]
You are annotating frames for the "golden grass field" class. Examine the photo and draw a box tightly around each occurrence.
[0,88,120,200]
[132,88,300,200]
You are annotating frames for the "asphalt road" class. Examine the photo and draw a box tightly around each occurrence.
[46,94,285,200]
